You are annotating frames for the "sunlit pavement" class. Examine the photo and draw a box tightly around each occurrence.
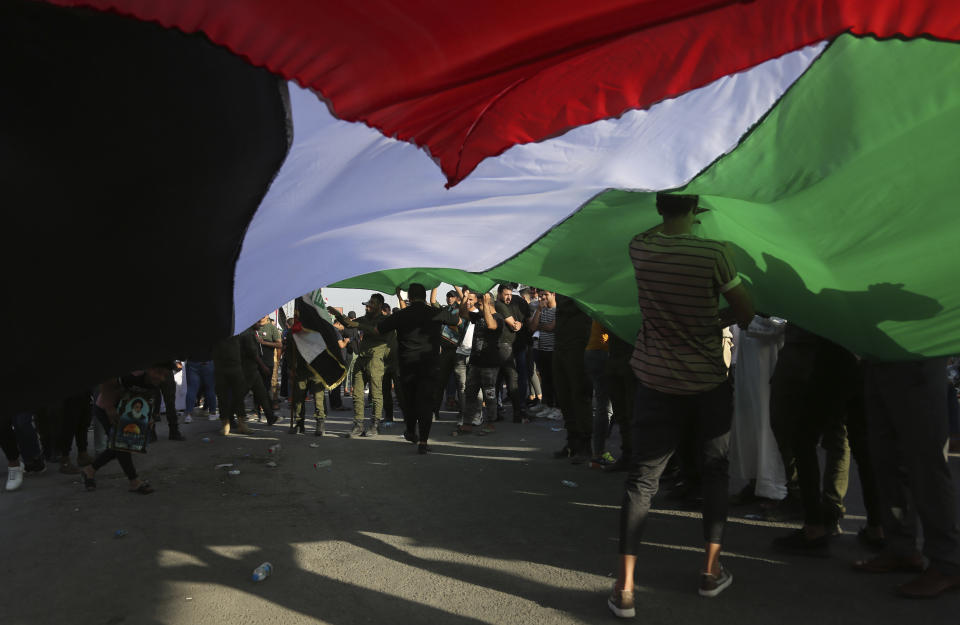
[3,398,958,625]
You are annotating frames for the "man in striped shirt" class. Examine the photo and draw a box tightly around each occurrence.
[608,193,754,618]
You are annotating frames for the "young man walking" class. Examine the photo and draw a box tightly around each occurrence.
[609,193,754,617]
[376,283,460,453]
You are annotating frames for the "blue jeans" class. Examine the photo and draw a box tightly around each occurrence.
[185,361,217,414]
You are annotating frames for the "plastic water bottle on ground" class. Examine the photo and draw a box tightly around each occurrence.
[314,459,333,469]
[252,562,273,582]
[561,480,578,488]
[267,444,281,460]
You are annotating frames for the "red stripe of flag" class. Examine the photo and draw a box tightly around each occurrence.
[45,0,960,184]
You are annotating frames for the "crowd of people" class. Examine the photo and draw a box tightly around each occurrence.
[2,193,959,615]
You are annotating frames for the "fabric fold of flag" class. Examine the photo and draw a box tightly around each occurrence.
[292,291,346,390]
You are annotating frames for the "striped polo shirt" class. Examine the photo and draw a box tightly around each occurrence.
[629,231,741,394]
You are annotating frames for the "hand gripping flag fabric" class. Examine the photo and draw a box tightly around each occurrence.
[292,290,346,390]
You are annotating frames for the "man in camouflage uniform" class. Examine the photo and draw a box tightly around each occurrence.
[287,335,329,436]
[330,293,395,437]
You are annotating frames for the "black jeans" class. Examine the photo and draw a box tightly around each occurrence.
[90,406,138,481]
[534,349,555,406]
[400,360,440,442]
[620,381,732,554]
[464,364,498,426]
[496,343,525,419]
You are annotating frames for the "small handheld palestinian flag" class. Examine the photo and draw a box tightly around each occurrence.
[292,289,346,390]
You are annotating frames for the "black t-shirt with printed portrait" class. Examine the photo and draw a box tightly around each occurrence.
[468,309,504,367]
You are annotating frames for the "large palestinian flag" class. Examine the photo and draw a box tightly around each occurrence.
[4,0,959,414]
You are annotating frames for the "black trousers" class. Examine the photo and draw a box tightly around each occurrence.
[215,365,247,422]
[496,343,525,418]
[771,339,853,526]
[256,363,274,413]
[400,360,440,442]
[59,392,92,456]
[865,358,960,575]
[155,372,178,429]
[0,413,19,462]
[620,381,732,554]
[434,342,459,414]
[244,366,275,421]
[279,356,290,398]
[605,359,635,459]
[534,349,555,406]
[383,363,402,421]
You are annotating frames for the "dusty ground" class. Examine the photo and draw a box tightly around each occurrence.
[2,396,958,625]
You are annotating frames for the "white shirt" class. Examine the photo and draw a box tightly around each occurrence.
[457,308,478,356]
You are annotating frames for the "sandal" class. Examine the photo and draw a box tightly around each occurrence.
[129,481,154,495]
[81,469,96,491]
[451,425,473,436]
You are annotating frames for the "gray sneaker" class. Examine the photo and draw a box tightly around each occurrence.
[607,585,635,618]
[347,423,364,438]
[698,564,733,597]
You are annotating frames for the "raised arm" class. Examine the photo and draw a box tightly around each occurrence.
[482,293,498,330]
[327,306,349,326]
[459,290,472,320]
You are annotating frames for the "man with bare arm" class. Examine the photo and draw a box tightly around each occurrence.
[608,193,754,618]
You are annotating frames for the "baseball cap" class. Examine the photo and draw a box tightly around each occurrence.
[362,293,385,306]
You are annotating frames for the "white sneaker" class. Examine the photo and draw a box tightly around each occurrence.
[6,462,24,491]
[548,408,564,420]
[207,412,220,421]
[183,414,193,424]
[528,404,545,414]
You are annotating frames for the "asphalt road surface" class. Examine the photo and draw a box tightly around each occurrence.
[3,397,958,625]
